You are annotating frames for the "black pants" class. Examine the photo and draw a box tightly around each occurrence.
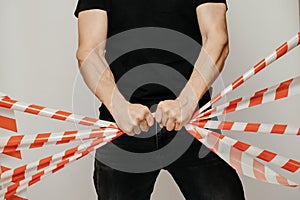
[93,106,245,200]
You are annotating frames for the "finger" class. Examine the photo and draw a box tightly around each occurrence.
[159,123,163,128]
[133,126,141,135]
[155,107,162,123]
[139,120,149,132]
[146,112,154,127]
[126,132,135,136]
[124,128,135,136]
[161,112,168,127]
[166,118,176,131]
[174,121,183,131]
[119,125,134,136]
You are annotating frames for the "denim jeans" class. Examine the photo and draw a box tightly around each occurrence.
[93,104,245,200]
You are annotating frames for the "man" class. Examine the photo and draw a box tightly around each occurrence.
[75,0,245,199]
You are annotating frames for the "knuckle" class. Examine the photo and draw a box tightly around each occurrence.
[123,127,133,133]
[169,112,177,119]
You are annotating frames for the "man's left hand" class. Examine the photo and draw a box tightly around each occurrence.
[155,96,198,131]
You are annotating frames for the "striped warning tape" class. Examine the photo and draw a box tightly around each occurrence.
[0,135,115,199]
[191,120,300,135]
[0,96,118,129]
[0,129,121,187]
[192,32,300,120]
[196,76,300,120]
[0,127,119,154]
[185,124,297,187]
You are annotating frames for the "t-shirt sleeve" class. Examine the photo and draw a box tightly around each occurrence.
[74,0,107,18]
[195,0,228,10]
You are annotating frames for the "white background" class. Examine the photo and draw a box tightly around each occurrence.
[0,0,300,199]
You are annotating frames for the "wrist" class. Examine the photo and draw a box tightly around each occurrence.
[105,91,128,115]
[176,93,198,111]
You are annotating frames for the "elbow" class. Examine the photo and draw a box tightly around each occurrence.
[223,39,229,59]
[76,49,85,67]
[76,46,105,67]
[215,31,229,57]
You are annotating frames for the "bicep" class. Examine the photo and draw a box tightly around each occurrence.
[196,3,228,42]
[77,9,108,61]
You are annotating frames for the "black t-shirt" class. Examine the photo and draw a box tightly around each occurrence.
[75,0,227,116]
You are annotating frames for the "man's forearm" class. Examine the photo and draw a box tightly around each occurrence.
[77,48,126,114]
[178,35,229,105]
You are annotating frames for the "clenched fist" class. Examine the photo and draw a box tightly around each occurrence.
[155,96,198,131]
[111,99,154,136]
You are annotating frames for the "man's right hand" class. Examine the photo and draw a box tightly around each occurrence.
[110,98,154,136]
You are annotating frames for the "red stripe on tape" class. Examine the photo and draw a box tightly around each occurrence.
[1,165,11,173]
[79,117,98,126]
[62,147,78,160]
[281,159,300,173]
[3,135,24,154]
[3,150,22,159]
[37,156,52,171]
[275,79,293,100]
[88,128,106,140]
[230,147,243,173]
[0,115,17,132]
[52,160,69,173]
[253,159,267,182]
[249,88,268,107]
[12,165,26,182]
[271,124,287,134]
[232,76,244,90]
[276,174,289,186]
[29,171,45,186]
[233,141,250,152]
[201,107,217,118]
[244,123,261,132]
[257,150,277,162]
[188,128,203,140]
[254,59,267,74]
[56,131,77,145]
[209,131,225,139]
[218,121,234,130]
[276,42,288,59]
[5,182,20,199]
[30,133,51,148]
[210,93,222,106]
[51,111,72,120]
[24,104,45,115]
[223,98,243,114]
[193,120,208,128]
[0,99,18,109]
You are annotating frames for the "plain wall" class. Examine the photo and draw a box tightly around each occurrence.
[0,0,299,199]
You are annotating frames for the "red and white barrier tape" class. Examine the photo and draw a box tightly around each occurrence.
[0,135,115,199]
[0,129,121,187]
[0,95,28,200]
[192,32,300,119]
[0,96,118,129]
[196,76,300,120]
[186,124,300,174]
[191,120,300,135]
[0,127,119,154]
[185,125,297,187]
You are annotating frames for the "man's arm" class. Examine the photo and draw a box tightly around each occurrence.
[182,3,229,103]
[155,3,228,131]
[76,10,154,135]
